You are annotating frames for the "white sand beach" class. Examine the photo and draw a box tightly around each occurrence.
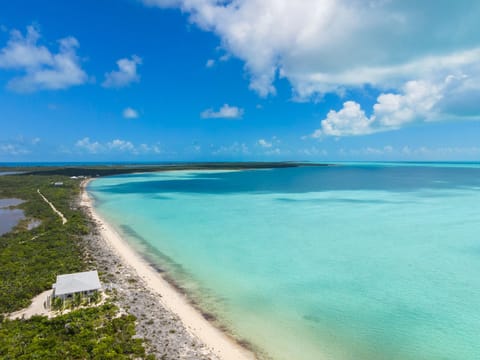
[80,179,255,360]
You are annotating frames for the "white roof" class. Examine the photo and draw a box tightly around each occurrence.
[54,270,101,296]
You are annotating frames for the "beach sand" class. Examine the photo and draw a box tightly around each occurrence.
[80,179,255,360]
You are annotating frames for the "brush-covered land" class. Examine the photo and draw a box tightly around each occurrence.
[0,161,326,177]
[0,172,152,359]
[0,304,152,359]
[0,174,88,313]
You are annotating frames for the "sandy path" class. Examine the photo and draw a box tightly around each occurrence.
[9,290,52,320]
[81,180,255,360]
[38,189,67,225]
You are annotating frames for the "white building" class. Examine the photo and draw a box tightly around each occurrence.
[52,270,101,300]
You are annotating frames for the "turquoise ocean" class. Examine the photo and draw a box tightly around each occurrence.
[89,164,480,360]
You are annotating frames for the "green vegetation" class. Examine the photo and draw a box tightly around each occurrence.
[0,304,154,359]
[0,172,152,358]
[52,290,102,311]
[0,175,86,313]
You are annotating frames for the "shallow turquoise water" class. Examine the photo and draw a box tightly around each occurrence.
[90,165,480,360]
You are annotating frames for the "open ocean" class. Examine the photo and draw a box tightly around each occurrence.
[89,163,480,360]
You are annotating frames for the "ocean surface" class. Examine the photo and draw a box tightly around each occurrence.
[89,164,480,360]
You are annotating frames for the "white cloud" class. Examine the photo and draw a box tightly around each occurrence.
[143,1,480,96]
[201,104,244,119]
[314,77,468,136]
[75,137,103,154]
[102,55,142,88]
[75,137,161,155]
[139,143,162,154]
[107,139,135,152]
[0,25,87,92]
[0,136,41,156]
[265,147,281,156]
[374,80,442,127]
[123,107,139,119]
[0,143,30,155]
[257,136,282,155]
[211,136,279,156]
[258,139,272,148]
[212,142,249,156]
[315,101,375,137]
[0,26,51,69]
[206,59,215,68]
[144,0,480,133]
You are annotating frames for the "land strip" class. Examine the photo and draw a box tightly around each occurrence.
[1,161,328,177]
[37,188,68,225]
[0,174,152,359]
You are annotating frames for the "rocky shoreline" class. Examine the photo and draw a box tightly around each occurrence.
[80,207,220,360]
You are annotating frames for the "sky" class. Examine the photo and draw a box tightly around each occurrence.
[1,0,480,162]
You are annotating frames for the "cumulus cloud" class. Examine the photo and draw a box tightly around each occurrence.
[212,142,249,156]
[315,101,375,137]
[143,1,480,94]
[107,139,135,152]
[201,104,244,119]
[0,135,42,157]
[257,136,283,155]
[144,0,480,134]
[123,107,139,119]
[265,147,281,156]
[75,137,103,154]
[258,139,272,148]
[102,55,142,88]
[314,77,471,136]
[75,137,161,155]
[0,25,87,92]
[0,143,30,155]
[139,143,161,154]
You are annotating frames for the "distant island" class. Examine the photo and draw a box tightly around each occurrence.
[1,161,330,177]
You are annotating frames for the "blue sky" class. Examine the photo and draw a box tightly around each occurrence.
[1,0,480,162]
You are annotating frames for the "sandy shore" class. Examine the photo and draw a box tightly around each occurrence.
[80,179,255,360]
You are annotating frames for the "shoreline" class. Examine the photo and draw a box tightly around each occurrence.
[80,179,255,360]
